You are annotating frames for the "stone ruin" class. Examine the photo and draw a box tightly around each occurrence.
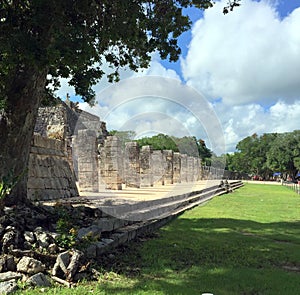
[29,99,232,200]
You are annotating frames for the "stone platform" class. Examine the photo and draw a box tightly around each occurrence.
[42,180,243,257]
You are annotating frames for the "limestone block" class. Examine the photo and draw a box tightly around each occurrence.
[27,273,51,287]
[17,257,45,275]
[0,272,22,283]
[151,150,164,185]
[180,154,188,182]
[173,152,181,183]
[0,280,18,295]
[187,157,195,182]
[163,150,173,185]
[140,146,153,187]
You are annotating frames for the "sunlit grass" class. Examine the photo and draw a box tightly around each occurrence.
[17,183,300,295]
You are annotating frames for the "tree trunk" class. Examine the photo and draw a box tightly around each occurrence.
[0,64,48,206]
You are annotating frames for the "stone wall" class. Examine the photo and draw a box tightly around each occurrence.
[100,136,123,190]
[27,135,79,201]
[124,142,140,188]
[86,136,206,191]
[73,130,99,192]
[32,103,228,196]
[34,104,67,140]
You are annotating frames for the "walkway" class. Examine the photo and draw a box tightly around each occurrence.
[78,179,222,206]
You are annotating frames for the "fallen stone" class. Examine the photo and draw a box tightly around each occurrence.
[0,257,6,273]
[66,250,83,281]
[27,273,51,287]
[0,256,16,273]
[52,251,70,277]
[5,256,16,272]
[2,229,17,252]
[85,243,97,259]
[24,231,35,244]
[35,231,51,248]
[17,256,45,275]
[0,280,18,294]
[0,272,22,283]
[77,225,101,240]
[48,243,59,254]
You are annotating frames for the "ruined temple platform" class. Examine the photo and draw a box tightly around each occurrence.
[40,180,243,255]
[43,180,243,222]
[80,179,220,204]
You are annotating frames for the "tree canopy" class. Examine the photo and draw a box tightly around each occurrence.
[136,133,212,162]
[226,131,300,180]
[1,0,224,203]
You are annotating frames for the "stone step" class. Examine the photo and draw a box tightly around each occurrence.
[90,180,244,257]
[99,181,242,221]
[98,182,223,219]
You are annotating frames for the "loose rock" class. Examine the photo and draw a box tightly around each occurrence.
[17,256,45,275]
[27,273,51,287]
[0,280,18,295]
[0,272,22,283]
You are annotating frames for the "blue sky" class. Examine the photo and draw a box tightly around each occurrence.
[57,0,300,154]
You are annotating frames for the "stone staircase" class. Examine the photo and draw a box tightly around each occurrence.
[100,180,243,221]
[72,180,244,258]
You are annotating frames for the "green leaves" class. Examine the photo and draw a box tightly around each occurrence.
[1,0,218,104]
[230,131,300,179]
[0,171,20,200]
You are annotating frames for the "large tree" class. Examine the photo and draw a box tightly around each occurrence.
[1,0,226,204]
[266,130,300,180]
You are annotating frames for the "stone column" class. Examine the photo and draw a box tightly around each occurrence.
[187,156,194,182]
[198,158,203,180]
[180,154,188,183]
[140,146,153,187]
[194,157,200,181]
[124,142,140,188]
[102,136,123,190]
[163,150,174,184]
[173,152,181,183]
[151,150,165,185]
[74,129,98,192]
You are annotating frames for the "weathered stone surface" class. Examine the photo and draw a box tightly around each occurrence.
[100,136,123,190]
[17,256,45,275]
[85,244,97,259]
[124,142,140,188]
[74,130,99,192]
[48,243,59,254]
[77,225,101,240]
[24,231,35,244]
[0,272,22,283]
[35,231,53,249]
[0,280,18,295]
[27,273,51,287]
[2,228,18,252]
[173,152,181,183]
[140,146,153,187]
[0,256,16,273]
[27,135,79,201]
[163,150,174,184]
[52,250,83,281]
[151,150,165,185]
[52,251,71,277]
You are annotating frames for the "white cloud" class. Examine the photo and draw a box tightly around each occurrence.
[182,0,300,105]
[214,99,300,152]
[61,1,300,154]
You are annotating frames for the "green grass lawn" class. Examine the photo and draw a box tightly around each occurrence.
[17,183,300,295]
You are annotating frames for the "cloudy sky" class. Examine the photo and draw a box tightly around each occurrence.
[57,0,300,154]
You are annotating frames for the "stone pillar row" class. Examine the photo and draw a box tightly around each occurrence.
[75,135,223,192]
[97,136,205,191]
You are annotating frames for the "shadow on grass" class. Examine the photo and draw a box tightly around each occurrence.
[99,218,300,295]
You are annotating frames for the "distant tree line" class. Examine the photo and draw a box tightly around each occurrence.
[108,131,212,165]
[225,130,300,180]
